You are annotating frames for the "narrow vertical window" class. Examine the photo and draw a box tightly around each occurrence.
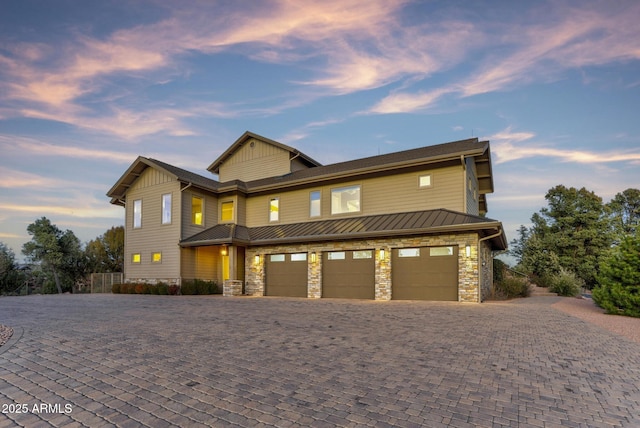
[133,199,142,228]
[162,193,172,224]
[269,198,279,222]
[310,191,321,217]
[192,196,203,225]
[221,201,234,222]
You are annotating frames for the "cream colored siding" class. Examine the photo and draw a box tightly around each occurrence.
[218,138,292,182]
[181,246,220,281]
[245,165,465,227]
[465,158,480,216]
[124,168,182,281]
[181,190,218,239]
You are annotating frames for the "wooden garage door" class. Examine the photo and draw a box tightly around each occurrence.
[392,246,458,301]
[265,253,308,297]
[322,250,375,299]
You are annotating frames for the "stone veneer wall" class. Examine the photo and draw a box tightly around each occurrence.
[479,240,494,302]
[245,232,484,303]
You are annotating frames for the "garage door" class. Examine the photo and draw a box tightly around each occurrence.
[323,250,375,299]
[392,246,458,301]
[265,253,308,297]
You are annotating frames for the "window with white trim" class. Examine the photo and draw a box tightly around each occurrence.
[310,191,321,217]
[269,198,279,222]
[133,199,142,228]
[162,193,172,224]
[192,196,203,225]
[419,174,432,188]
[331,185,361,215]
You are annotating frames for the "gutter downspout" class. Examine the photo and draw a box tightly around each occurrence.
[477,227,504,303]
[181,182,193,192]
[461,155,467,212]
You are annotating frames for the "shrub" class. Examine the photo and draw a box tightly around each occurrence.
[493,275,530,299]
[493,259,507,284]
[168,284,180,295]
[135,283,146,294]
[112,283,121,294]
[593,284,640,317]
[149,284,160,295]
[155,282,168,295]
[549,269,582,297]
[181,281,197,295]
[592,232,640,318]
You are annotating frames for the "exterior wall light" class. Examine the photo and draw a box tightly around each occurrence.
[221,245,228,256]
[465,245,471,257]
[310,252,317,263]
[254,254,260,264]
[379,249,385,260]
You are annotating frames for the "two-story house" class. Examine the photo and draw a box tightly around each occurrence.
[107,131,507,302]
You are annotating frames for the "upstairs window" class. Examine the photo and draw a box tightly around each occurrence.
[133,199,142,228]
[331,185,361,215]
[419,174,432,188]
[162,194,172,224]
[221,201,234,222]
[132,253,141,263]
[192,196,203,225]
[310,191,321,217]
[152,252,162,263]
[269,198,279,222]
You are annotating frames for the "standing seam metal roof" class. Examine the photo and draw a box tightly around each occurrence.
[180,209,506,249]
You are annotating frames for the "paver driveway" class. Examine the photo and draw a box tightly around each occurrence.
[0,294,639,427]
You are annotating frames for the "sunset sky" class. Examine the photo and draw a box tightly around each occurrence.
[1,0,639,262]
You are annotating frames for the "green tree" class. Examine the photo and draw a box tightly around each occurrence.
[513,185,612,289]
[607,188,640,239]
[85,226,124,273]
[0,242,26,293]
[592,231,640,317]
[22,217,85,294]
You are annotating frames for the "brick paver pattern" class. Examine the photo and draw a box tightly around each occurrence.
[0,294,639,427]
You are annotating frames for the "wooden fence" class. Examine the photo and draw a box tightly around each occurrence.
[90,273,123,293]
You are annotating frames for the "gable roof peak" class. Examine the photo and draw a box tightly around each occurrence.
[207,131,322,174]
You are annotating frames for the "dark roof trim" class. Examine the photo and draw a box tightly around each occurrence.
[107,156,219,205]
[207,131,322,174]
[180,209,507,250]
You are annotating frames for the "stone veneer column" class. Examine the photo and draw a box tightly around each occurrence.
[244,250,264,296]
[375,247,391,300]
[308,250,322,298]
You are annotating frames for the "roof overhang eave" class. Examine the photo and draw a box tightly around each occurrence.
[248,222,504,247]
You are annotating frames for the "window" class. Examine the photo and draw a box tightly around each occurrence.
[419,174,432,188]
[269,198,279,222]
[310,191,321,217]
[132,253,141,263]
[192,196,203,225]
[328,251,346,260]
[430,247,454,256]
[221,201,234,222]
[162,194,172,224]
[133,199,142,228]
[290,253,307,261]
[398,248,420,257]
[331,185,361,215]
[269,254,285,262]
[152,252,162,263]
[353,250,373,259]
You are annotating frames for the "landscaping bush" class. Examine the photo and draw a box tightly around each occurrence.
[548,269,582,297]
[493,275,530,299]
[156,282,168,295]
[111,283,121,293]
[168,284,180,295]
[593,284,640,318]
[592,232,640,317]
[176,279,219,295]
